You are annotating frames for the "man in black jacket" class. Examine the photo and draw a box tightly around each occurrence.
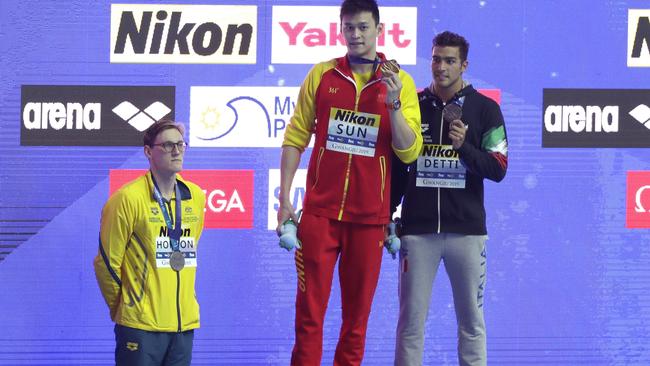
[392,31,508,366]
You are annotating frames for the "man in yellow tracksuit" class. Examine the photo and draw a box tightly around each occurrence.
[94,119,206,366]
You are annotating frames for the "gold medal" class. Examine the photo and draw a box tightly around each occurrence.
[380,59,400,75]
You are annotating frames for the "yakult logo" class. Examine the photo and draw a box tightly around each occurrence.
[190,86,313,148]
[627,171,650,228]
[271,6,417,65]
[111,4,257,64]
[268,169,307,230]
[109,169,253,229]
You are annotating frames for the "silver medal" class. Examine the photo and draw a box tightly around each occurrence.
[169,251,185,271]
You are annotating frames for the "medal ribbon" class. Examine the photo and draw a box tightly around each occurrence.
[347,55,381,71]
[151,174,182,253]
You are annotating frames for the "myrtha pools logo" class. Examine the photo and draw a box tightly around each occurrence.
[189,86,311,148]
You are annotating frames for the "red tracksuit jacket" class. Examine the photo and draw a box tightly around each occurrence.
[283,53,422,224]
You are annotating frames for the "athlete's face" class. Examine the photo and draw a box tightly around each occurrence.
[431,46,468,91]
[341,11,382,60]
[145,128,185,176]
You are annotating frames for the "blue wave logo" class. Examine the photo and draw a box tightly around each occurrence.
[197,96,271,141]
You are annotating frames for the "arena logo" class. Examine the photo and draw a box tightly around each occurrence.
[113,101,171,132]
[21,85,174,146]
[271,6,417,64]
[542,89,650,148]
[111,4,257,64]
[109,169,254,229]
[23,101,101,131]
[544,105,619,133]
[628,9,650,67]
[189,86,315,148]
[626,171,650,228]
[267,169,307,230]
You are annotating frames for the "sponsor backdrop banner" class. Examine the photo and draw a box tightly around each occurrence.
[21,85,175,146]
[110,4,257,64]
[267,169,307,230]
[628,9,650,67]
[189,86,303,147]
[271,6,417,65]
[2,1,650,365]
[626,171,650,228]
[110,169,254,229]
[542,88,650,147]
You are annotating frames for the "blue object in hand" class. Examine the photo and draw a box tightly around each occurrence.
[279,218,302,251]
[384,221,401,259]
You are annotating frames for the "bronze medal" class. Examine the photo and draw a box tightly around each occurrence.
[442,103,462,125]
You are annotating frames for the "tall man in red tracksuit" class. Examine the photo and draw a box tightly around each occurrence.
[276,1,422,364]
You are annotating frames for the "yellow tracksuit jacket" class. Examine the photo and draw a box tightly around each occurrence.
[94,171,206,332]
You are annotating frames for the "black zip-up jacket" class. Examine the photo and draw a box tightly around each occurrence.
[391,84,508,235]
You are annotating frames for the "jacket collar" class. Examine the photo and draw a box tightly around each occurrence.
[146,171,192,201]
[337,51,388,79]
[422,82,476,107]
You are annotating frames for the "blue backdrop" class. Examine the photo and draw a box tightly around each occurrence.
[1,0,650,365]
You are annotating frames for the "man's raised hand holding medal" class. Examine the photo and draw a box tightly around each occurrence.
[381,59,402,110]
[379,58,419,151]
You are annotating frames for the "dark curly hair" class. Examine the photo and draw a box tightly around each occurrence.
[433,31,470,61]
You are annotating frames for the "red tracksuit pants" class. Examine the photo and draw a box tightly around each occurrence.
[291,212,384,366]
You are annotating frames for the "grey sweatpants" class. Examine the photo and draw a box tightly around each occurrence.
[394,233,487,366]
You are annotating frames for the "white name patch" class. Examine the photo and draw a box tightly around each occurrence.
[155,236,197,269]
[326,108,381,157]
[416,144,466,188]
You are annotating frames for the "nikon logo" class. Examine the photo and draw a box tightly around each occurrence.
[333,109,378,126]
[422,144,458,158]
[628,9,650,67]
[110,4,257,64]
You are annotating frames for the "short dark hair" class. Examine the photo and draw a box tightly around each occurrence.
[143,119,185,147]
[433,31,470,61]
[340,0,380,26]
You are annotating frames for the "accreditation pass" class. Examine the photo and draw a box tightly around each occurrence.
[416,144,466,188]
[326,107,380,157]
